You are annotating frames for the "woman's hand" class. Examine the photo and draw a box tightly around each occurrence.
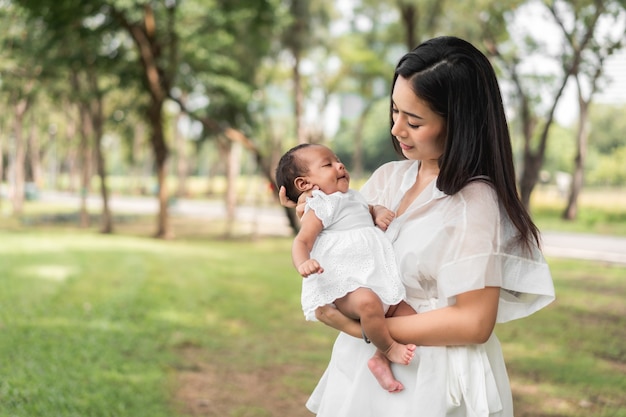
[315,305,362,339]
[278,185,316,219]
[278,186,297,209]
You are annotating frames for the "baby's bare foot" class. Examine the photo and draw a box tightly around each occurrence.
[385,342,416,365]
[368,351,404,393]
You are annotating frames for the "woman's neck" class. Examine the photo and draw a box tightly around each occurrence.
[417,159,440,179]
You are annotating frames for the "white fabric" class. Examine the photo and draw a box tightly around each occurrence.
[301,189,406,321]
[306,160,555,416]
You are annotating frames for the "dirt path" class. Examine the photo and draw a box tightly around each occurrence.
[173,348,314,417]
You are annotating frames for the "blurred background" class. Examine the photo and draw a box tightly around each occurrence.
[0,0,624,237]
[0,1,625,417]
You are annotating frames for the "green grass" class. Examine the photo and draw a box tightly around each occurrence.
[0,225,624,416]
[531,185,626,236]
[0,229,334,417]
[497,258,626,416]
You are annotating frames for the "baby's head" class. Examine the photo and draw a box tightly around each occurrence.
[275,144,350,202]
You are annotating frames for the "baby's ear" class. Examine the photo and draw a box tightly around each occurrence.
[294,176,313,192]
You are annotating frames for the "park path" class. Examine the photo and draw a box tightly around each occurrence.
[37,190,626,266]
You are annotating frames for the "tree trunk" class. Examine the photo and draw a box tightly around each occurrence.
[91,90,113,234]
[66,125,79,193]
[132,122,147,194]
[114,4,172,238]
[225,141,242,237]
[0,121,3,209]
[11,97,29,216]
[293,51,306,144]
[399,3,418,50]
[519,152,542,208]
[77,97,93,227]
[175,111,188,198]
[28,123,43,187]
[352,100,374,180]
[563,78,592,220]
[148,100,171,239]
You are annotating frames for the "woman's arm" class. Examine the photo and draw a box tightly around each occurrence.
[387,287,500,346]
[316,287,500,345]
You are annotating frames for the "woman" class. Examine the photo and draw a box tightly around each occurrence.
[280,36,555,417]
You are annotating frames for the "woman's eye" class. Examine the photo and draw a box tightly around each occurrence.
[408,122,420,128]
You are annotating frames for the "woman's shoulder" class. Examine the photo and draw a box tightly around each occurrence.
[457,179,498,201]
[447,179,500,219]
[369,159,415,180]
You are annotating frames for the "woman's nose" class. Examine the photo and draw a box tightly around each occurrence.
[390,120,404,138]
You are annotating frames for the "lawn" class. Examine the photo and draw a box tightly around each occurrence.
[0,224,624,417]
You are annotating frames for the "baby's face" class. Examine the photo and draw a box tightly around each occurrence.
[298,145,350,195]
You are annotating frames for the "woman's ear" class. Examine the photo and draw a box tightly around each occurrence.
[294,176,313,192]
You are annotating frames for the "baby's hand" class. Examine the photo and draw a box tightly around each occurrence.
[371,205,396,231]
[297,259,324,277]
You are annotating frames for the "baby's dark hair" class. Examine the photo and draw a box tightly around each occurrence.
[275,143,315,202]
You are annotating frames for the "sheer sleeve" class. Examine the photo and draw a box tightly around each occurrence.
[436,182,555,323]
[360,161,414,208]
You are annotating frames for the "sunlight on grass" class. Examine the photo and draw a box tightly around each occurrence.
[496,257,626,416]
[17,264,78,281]
[531,186,626,236]
[1,229,624,417]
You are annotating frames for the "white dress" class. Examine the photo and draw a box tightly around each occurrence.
[306,161,555,417]
[300,189,406,321]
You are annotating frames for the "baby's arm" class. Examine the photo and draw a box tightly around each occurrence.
[370,204,396,231]
[292,210,325,277]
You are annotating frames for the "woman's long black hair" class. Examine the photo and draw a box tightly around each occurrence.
[391,36,540,249]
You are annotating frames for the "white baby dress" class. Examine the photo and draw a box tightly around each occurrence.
[300,189,406,321]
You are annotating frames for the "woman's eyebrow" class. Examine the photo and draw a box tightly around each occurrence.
[392,101,423,119]
[403,110,423,120]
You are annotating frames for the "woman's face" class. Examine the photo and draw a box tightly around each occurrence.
[391,76,446,163]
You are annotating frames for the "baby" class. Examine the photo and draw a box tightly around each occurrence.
[275,143,416,392]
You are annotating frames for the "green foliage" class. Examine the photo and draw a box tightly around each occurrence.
[587,145,626,186]
[542,123,577,174]
[333,97,399,177]
[589,103,626,155]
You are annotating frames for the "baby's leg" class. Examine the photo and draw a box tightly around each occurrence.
[335,289,416,365]
[390,300,417,317]
[368,301,418,392]
[367,349,404,392]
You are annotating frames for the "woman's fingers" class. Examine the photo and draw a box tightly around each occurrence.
[278,186,297,208]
